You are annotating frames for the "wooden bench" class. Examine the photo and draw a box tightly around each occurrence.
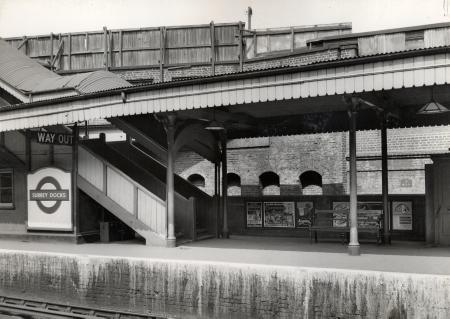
[309,209,383,244]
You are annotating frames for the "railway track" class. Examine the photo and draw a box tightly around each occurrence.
[0,295,170,319]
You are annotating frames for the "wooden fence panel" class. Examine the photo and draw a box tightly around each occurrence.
[216,46,238,62]
[27,37,51,57]
[5,23,241,70]
[122,30,160,49]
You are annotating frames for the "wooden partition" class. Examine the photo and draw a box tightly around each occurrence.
[5,22,241,72]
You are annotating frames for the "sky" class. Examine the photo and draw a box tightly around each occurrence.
[0,0,449,38]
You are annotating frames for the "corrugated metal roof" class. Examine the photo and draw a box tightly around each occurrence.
[1,43,449,111]
[0,39,59,93]
[0,38,131,97]
[33,70,132,94]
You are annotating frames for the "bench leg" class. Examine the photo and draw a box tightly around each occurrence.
[314,231,318,243]
[340,233,346,245]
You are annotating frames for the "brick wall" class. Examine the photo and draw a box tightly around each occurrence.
[177,126,450,197]
[114,47,357,83]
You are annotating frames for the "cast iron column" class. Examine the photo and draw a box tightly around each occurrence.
[166,114,176,247]
[381,113,391,244]
[221,136,229,238]
[348,99,360,256]
[72,123,79,238]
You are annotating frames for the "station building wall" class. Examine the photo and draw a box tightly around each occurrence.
[176,125,450,241]
[176,125,450,197]
[0,131,101,239]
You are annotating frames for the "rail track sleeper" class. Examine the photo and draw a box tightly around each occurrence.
[0,295,169,319]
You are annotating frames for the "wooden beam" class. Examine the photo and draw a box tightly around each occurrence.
[159,27,166,82]
[109,31,114,68]
[210,21,216,76]
[103,26,108,70]
[68,33,72,70]
[185,139,217,163]
[174,122,219,162]
[119,30,123,67]
[50,33,54,70]
[50,36,64,69]
[238,22,244,71]
[108,118,168,162]
[17,37,28,50]
[291,27,295,52]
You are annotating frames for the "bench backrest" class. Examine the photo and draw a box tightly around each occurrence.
[312,209,382,228]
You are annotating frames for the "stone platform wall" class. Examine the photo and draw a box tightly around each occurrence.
[0,250,448,318]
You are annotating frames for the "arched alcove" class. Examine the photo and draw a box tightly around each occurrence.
[259,171,280,196]
[227,173,241,196]
[300,170,323,195]
[187,173,206,188]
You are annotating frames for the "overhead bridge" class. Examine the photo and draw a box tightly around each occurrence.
[78,139,216,246]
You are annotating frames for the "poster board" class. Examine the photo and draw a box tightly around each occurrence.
[27,167,72,231]
[263,202,295,228]
[357,202,383,228]
[392,201,413,230]
[296,201,313,228]
[332,202,349,227]
[332,202,383,228]
[246,202,263,227]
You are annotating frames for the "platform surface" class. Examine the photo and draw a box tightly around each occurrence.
[0,236,449,275]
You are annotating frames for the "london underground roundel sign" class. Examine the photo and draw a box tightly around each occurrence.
[27,167,72,231]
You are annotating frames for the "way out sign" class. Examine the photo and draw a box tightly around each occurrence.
[27,167,72,231]
[31,131,73,146]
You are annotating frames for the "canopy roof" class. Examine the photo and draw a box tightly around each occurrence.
[0,39,131,102]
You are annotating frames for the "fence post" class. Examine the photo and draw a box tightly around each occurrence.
[210,21,216,76]
[238,22,244,71]
[68,33,72,70]
[103,26,108,70]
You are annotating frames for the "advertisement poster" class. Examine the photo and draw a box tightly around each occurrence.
[332,202,383,228]
[357,202,383,228]
[264,202,295,228]
[392,201,413,230]
[332,202,349,227]
[296,202,313,228]
[246,202,263,227]
[27,167,72,231]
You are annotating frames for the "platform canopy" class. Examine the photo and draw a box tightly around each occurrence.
[1,47,450,137]
[2,22,450,137]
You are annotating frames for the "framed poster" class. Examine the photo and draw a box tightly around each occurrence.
[264,202,295,228]
[332,202,349,227]
[296,201,313,228]
[246,202,263,227]
[27,167,72,231]
[392,201,413,230]
[332,202,383,228]
[357,202,383,228]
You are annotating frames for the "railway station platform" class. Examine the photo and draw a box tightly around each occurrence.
[0,235,449,275]
[0,236,448,318]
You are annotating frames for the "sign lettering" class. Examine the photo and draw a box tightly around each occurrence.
[31,131,73,145]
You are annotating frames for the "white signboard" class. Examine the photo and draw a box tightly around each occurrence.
[392,201,413,230]
[246,202,262,227]
[27,167,72,231]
